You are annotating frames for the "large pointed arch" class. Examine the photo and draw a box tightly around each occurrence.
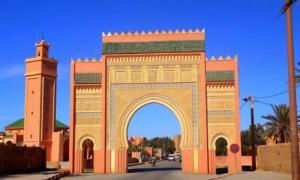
[118,93,190,149]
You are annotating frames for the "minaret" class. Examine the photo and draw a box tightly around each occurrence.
[24,40,57,160]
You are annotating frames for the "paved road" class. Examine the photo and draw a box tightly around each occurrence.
[63,160,291,180]
[1,161,290,180]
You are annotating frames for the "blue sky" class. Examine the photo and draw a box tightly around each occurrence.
[0,0,299,138]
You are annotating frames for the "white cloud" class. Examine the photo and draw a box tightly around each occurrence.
[0,64,24,79]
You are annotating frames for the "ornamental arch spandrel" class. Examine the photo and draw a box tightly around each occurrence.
[69,29,242,174]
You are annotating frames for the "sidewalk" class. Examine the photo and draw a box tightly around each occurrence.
[0,169,70,180]
[0,170,61,180]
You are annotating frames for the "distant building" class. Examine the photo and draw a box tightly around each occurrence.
[173,134,181,153]
[0,118,68,146]
[129,136,145,146]
[144,147,153,157]
[154,148,162,159]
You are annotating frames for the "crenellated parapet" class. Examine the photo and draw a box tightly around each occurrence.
[72,58,100,63]
[205,55,237,61]
[71,58,105,87]
[205,55,238,87]
[102,29,205,55]
[102,28,205,37]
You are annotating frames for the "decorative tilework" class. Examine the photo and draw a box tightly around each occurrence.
[206,71,234,82]
[102,40,205,54]
[75,73,102,84]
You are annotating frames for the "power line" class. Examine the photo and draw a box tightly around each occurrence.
[254,100,274,107]
[254,84,300,99]
[240,101,247,110]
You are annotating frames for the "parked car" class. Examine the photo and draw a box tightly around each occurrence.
[168,154,175,161]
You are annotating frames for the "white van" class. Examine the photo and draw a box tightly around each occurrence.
[168,154,175,161]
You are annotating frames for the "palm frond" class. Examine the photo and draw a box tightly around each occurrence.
[262,104,291,143]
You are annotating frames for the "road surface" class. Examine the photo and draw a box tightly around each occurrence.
[63,160,291,180]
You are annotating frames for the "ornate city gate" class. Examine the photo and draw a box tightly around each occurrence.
[69,29,242,174]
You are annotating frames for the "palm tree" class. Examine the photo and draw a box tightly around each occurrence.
[262,104,294,144]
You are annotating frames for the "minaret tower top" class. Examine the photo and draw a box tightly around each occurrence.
[35,40,49,58]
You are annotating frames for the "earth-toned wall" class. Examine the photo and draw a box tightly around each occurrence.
[0,144,46,174]
[257,143,296,173]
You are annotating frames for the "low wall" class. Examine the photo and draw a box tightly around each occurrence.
[0,144,46,174]
[215,156,253,168]
[257,143,296,173]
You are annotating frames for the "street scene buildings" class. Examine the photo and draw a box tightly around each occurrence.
[0,1,298,180]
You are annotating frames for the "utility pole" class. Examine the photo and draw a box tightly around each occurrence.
[285,1,300,179]
[243,96,256,171]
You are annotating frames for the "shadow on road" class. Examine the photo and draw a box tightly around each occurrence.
[128,167,181,173]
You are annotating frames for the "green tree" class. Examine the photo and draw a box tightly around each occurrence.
[241,123,266,155]
[262,104,299,144]
[148,137,175,154]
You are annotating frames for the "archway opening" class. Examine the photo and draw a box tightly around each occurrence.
[127,102,182,173]
[215,137,228,174]
[63,139,69,161]
[6,141,13,145]
[82,138,94,173]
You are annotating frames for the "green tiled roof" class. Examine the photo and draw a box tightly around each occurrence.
[55,120,69,129]
[5,118,69,129]
[75,73,102,84]
[206,71,235,82]
[102,40,205,54]
[5,118,24,129]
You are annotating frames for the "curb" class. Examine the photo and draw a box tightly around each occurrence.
[47,169,70,180]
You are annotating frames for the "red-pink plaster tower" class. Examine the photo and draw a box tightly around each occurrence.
[24,40,58,161]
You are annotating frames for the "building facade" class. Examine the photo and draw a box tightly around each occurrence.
[69,29,242,174]
[0,118,68,148]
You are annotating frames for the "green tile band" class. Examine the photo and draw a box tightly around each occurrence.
[75,73,102,84]
[206,71,235,82]
[102,40,205,54]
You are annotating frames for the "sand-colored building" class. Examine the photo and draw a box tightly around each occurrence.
[0,118,68,146]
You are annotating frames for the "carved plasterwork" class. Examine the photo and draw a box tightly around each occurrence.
[108,62,197,84]
[108,82,199,149]
[207,85,235,123]
[207,85,236,148]
[107,54,201,66]
[75,87,102,150]
[148,70,158,82]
